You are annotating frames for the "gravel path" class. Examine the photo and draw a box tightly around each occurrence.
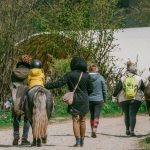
[0,115,149,150]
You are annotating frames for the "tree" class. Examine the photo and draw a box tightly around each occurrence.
[0,0,124,104]
[18,0,124,94]
[121,0,150,27]
[0,0,37,105]
[134,0,150,26]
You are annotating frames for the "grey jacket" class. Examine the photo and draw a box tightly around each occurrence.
[89,72,106,102]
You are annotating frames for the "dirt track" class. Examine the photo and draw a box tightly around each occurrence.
[0,115,149,150]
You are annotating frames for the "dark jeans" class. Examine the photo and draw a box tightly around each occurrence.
[13,115,30,139]
[120,100,141,132]
[89,101,103,130]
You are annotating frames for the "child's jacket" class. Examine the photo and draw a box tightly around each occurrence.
[28,68,45,89]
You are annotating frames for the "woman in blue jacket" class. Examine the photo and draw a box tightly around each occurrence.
[89,64,106,138]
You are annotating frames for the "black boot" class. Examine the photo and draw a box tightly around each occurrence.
[126,130,130,136]
[74,137,81,147]
[12,136,20,146]
[80,137,84,147]
[91,132,97,138]
[130,132,136,137]
[21,138,30,145]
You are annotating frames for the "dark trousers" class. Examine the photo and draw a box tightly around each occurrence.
[89,101,103,131]
[13,115,30,139]
[120,100,141,132]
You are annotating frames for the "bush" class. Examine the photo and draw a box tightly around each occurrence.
[0,110,12,128]
[102,98,122,116]
[140,136,150,149]
[52,97,69,117]
[139,102,147,113]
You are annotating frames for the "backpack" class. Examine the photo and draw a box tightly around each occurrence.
[123,75,138,99]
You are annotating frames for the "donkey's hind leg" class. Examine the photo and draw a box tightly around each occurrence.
[42,135,47,144]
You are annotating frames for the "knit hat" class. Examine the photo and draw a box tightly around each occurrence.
[20,54,32,64]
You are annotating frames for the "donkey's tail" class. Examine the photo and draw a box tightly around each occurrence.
[32,89,48,139]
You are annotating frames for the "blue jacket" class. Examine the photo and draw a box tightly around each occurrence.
[89,72,106,102]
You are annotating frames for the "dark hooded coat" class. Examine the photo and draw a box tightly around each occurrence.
[45,56,93,116]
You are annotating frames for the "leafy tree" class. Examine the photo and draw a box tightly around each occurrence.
[19,0,124,93]
[118,0,129,8]
[0,0,37,104]
[0,0,125,104]
[134,0,150,26]
[121,0,150,27]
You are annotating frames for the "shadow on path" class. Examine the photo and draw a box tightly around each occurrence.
[51,134,89,138]
[0,144,56,148]
[99,133,149,138]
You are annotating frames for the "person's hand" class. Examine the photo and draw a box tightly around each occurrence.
[112,96,118,103]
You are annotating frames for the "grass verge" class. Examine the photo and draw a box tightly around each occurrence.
[139,136,150,150]
[0,98,147,129]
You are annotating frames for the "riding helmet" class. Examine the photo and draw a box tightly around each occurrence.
[30,59,42,69]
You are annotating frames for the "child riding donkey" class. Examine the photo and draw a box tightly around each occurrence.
[25,59,53,147]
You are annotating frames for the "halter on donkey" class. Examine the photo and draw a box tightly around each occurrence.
[25,86,53,147]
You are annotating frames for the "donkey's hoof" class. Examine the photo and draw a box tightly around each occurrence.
[42,137,47,144]
[37,139,42,147]
[31,142,36,146]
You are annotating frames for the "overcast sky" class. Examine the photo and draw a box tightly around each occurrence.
[114,27,150,79]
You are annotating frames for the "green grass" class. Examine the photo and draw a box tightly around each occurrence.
[0,110,12,128]
[52,97,70,117]
[0,98,147,129]
[102,98,122,117]
[139,136,150,149]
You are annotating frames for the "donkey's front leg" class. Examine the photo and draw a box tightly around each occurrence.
[37,138,42,147]
[31,138,36,146]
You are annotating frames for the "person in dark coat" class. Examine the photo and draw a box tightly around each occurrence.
[10,54,32,145]
[45,56,93,147]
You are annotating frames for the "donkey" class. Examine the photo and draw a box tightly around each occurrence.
[25,86,53,147]
[144,77,150,116]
